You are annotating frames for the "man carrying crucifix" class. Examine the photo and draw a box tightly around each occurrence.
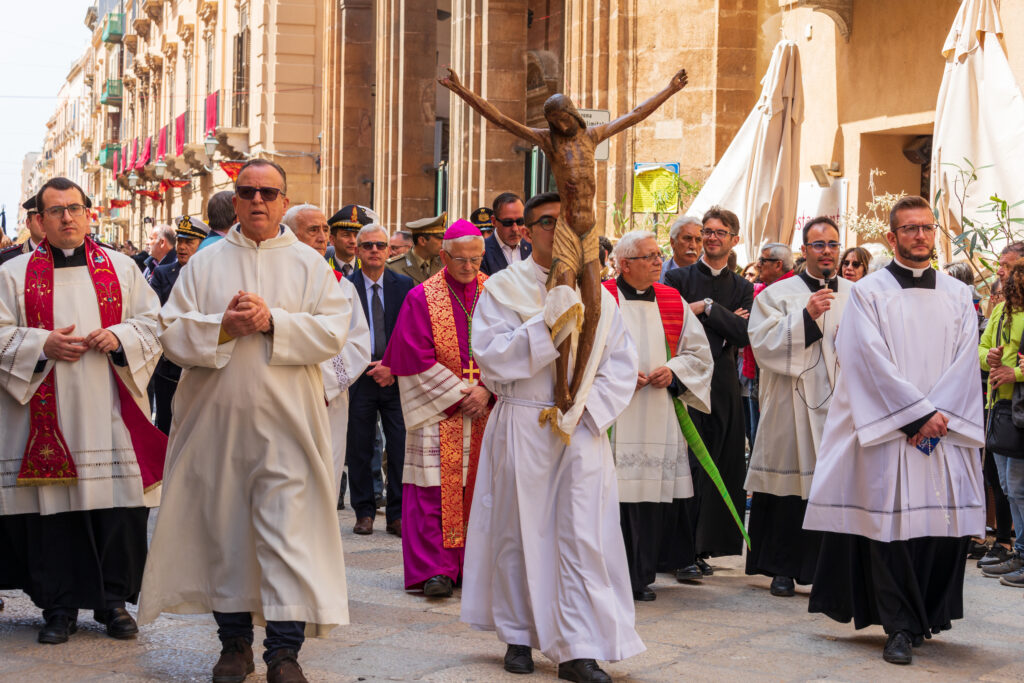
[382,220,492,599]
[440,66,689,430]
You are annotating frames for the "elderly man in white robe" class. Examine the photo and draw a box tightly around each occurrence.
[804,196,985,667]
[0,177,164,645]
[461,191,644,683]
[604,230,711,602]
[139,159,352,683]
[744,217,849,599]
[282,202,372,499]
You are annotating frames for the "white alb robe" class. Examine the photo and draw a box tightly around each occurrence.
[803,266,985,542]
[321,277,371,497]
[611,286,712,503]
[139,226,351,635]
[460,258,645,664]
[745,275,849,498]
[0,247,162,516]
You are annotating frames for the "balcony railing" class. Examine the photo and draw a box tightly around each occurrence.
[102,12,124,43]
[98,143,120,169]
[100,79,123,106]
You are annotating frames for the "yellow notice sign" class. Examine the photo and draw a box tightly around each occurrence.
[633,163,680,213]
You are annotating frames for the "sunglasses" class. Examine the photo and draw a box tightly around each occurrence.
[359,241,389,251]
[235,185,284,201]
[497,217,525,227]
[842,259,862,268]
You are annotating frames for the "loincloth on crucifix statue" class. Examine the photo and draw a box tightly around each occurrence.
[548,217,600,287]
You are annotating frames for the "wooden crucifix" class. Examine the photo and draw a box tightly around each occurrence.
[440,67,689,413]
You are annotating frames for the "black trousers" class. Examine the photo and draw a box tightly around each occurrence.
[0,508,149,613]
[809,532,969,638]
[214,611,305,664]
[346,378,404,522]
[620,502,662,591]
[745,493,822,585]
[153,372,178,435]
[656,498,697,572]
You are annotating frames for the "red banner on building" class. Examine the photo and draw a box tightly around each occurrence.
[205,91,219,135]
[129,138,138,169]
[135,189,163,203]
[112,149,120,179]
[219,161,244,180]
[110,199,131,208]
[138,136,151,168]
[175,114,186,156]
[158,179,190,194]
[157,127,167,159]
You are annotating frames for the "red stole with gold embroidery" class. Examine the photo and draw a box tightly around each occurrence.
[18,238,167,491]
[603,280,686,351]
[422,269,489,549]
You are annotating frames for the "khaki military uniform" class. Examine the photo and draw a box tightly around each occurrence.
[386,212,446,285]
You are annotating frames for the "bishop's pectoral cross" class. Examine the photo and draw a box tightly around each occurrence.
[462,358,480,386]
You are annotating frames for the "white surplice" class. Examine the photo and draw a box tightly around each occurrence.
[460,258,645,664]
[803,267,985,542]
[139,226,351,636]
[321,276,371,497]
[0,247,162,516]
[745,275,848,498]
[610,284,712,503]
[398,363,473,487]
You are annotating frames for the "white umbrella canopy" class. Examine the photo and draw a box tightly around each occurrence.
[931,0,1024,244]
[688,40,804,263]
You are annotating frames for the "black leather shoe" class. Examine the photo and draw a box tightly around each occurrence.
[558,659,612,683]
[769,576,795,597]
[422,574,454,598]
[504,644,534,674]
[695,557,714,576]
[38,613,78,644]
[94,606,139,639]
[632,586,656,601]
[675,565,702,582]
[967,539,989,559]
[883,631,913,665]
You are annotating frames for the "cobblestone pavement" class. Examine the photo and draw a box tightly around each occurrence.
[1,507,1022,682]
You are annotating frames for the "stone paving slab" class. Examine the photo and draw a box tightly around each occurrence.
[1,506,1022,682]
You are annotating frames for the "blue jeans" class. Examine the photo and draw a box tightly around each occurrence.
[214,611,305,664]
[993,454,1024,554]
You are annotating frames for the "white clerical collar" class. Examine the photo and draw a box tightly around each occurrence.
[893,258,929,277]
[701,257,726,277]
[61,247,77,257]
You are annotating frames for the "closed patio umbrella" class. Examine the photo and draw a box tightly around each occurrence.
[688,40,803,262]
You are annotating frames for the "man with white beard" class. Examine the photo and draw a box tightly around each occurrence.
[744,217,849,597]
[804,196,985,666]
[461,192,643,683]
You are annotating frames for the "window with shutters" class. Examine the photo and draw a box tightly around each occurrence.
[233,7,250,127]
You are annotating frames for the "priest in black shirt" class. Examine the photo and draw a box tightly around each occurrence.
[663,206,753,577]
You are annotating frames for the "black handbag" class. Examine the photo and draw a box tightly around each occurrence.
[985,312,1024,457]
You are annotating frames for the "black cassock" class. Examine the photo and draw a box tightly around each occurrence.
[664,261,753,558]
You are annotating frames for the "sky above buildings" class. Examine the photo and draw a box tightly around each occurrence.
[0,1,93,237]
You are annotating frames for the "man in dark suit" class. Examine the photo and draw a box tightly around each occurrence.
[480,192,532,275]
[663,206,754,579]
[348,224,415,536]
[150,216,211,433]
[142,223,177,281]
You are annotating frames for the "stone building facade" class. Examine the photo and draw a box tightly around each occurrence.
[26,1,1024,247]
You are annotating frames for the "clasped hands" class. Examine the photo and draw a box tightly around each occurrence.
[636,366,674,391]
[222,290,272,339]
[460,385,491,419]
[44,324,119,362]
[986,345,1019,390]
[908,412,949,448]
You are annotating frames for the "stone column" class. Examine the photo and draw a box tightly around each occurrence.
[373,0,438,231]
[321,0,375,212]
[447,0,529,220]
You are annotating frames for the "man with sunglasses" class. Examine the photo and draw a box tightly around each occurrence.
[744,218,848,599]
[387,213,446,285]
[140,159,355,683]
[0,177,165,646]
[382,220,491,599]
[0,195,46,267]
[481,192,532,275]
[347,225,416,538]
[662,206,753,579]
[805,196,984,666]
